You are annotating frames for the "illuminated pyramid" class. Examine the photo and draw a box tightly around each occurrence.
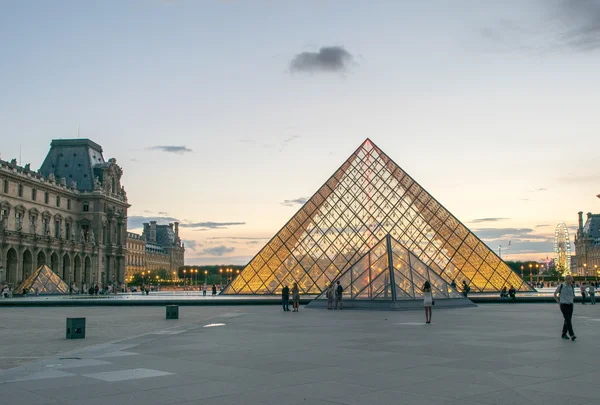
[15,265,69,295]
[224,139,532,295]
[307,234,473,309]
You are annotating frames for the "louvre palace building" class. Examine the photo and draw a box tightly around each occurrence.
[0,139,129,289]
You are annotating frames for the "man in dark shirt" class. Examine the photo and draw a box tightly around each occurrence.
[281,285,290,312]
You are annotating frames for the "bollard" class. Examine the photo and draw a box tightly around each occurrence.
[66,318,86,339]
[166,305,179,320]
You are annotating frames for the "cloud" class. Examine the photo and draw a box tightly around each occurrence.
[201,245,235,256]
[473,228,551,241]
[281,197,308,207]
[280,135,301,152]
[481,0,600,53]
[536,224,550,228]
[182,239,201,251]
[181,221,246,230]
[289,46,355,74]
[128,215,179,229]
[130,158,139,162]
[146,145,193,154]
[470,218,510,224]
[530,188,547,192]
[207,237,270,241]
[158,211,169,215]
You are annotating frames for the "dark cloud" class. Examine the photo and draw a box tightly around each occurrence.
[289,46,354,74]
[281,197,308,207]
[470,218,510,224]
[182,239,200,251]
[247,241,261,245]
[181,221,246,230]
[558,0,600,51]
[536,224,550,228]
[201,245,235,256]
[147,145,193,154]
[128,215,179,229]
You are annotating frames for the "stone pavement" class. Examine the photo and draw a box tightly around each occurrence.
[1,304,600,405]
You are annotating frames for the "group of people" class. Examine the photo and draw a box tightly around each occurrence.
[201,283,220,296]
[578,282,597,305]
[499,286,517,302]
[281,283,301,311]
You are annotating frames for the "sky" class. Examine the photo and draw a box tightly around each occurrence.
[1,0,600,265]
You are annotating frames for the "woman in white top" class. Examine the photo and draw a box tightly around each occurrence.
[423,281,433,324]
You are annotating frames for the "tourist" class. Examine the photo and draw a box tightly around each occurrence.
[580,283,586,305]
[462,280,470,298]
[423,281,433,324]
[326,283,334,310]
[335,280,343,310]
[34,287,39,296]
[281,285,290,311]
[291,282,300,312]
[2,285,8,298]
[500,287,508,299]
[202,283,207,296]
[450,280,457,290]
[212,284,217,296]
[554,274,576,341]
[508,286,516,303]
[589,283,596,305]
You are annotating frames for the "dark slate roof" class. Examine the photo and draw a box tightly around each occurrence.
[583,214,600,239]
[156,225,176,246]
[38,139,105,192]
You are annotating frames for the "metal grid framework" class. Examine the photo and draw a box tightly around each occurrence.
[16,265,69,295]
[224,139,532,295]
[312,234,464,302]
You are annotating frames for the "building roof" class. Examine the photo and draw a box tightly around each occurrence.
[38,139,105,192]
[583,213,600,240]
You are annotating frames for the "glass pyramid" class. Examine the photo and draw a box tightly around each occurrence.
[15,265,69,295]
[224,139,532,295]
[309,234,466,304]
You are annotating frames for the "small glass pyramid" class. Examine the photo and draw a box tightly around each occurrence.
[309,234,465,305]
[15,265,69,295]
[224,139,532,295]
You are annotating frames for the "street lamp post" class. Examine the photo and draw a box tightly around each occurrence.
[219,268,223,285]
[595,264,598,283]
[183,269,187,290]
[583,263,587,281]
[204,270,208,284]
[520,265,524,279]
[528,264,532,283]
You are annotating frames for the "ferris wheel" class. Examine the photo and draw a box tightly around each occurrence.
[554,223,571,274]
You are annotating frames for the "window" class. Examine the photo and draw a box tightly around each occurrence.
[2,179,7,193]
[44,192,49,204]
[65,223,70,240]
[42,217,49,235]
[18,183,23,197]
[30,215,37,233]
[56,195,61,208]
[83,201,89,212]
[67,199,71,210]
[16,212,23,231]
[54,220,61,238]
[32,188,37,201]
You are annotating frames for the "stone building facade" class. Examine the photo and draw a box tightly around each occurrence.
[574,211,600,276]
[0,139,129,289]
[125,221,185,277]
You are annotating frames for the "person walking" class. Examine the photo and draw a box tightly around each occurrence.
[589,283,596,305]
[462,280,470,298]
[423,281,433,324]
[212,284,217,296]
[291,283,300,312]
[326,284,334,310]
[554,274,577,341]
[281,285,290,311]
[335,280,343,310]
[580,283,587,305]
[202,283,207,296]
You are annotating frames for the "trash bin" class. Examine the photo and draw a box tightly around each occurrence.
[166,305,179,320]
[66,318,86,339]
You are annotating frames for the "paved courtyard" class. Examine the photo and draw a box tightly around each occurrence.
[1,303,600,405]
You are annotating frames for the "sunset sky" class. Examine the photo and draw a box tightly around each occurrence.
[1,0,599,265]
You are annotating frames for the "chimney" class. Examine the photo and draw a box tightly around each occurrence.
[174,222,179,239]
[578,211,584,236]
[150,221,157,243]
